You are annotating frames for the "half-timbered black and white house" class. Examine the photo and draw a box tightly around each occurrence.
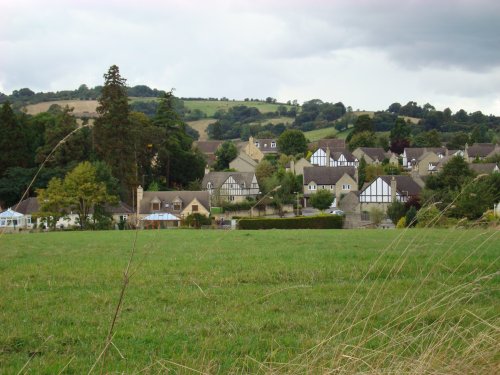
[310,147,358,167]
[359,175,422,212]
[202,171,260,204]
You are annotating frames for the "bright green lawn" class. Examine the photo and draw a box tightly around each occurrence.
[0,229,498,373]
[182,100,292,117]
[304,126,353,142]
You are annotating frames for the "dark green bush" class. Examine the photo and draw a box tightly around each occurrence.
[238,215,343,230]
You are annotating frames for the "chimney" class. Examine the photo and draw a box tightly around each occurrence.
[136,185,144,224]
[290,159,295,174]
[326,146,331,167]
[390,176,397,202]
[354,166,359,184]
[204,165,210,175]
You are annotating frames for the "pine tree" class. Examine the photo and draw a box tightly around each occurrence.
[0,102,30,177]
[93,65,136,198]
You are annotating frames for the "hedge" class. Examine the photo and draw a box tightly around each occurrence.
[238,215,343,230]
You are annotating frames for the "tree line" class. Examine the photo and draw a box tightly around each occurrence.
[0,65,205,210]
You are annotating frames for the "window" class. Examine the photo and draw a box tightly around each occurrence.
[207,182,213,189]
[192,205,198,212]
[152,203,160,211]
[27,217,32,224]
[342,184,351,190]
[255,142,260,148]
[271,141,276,148]
[229,196,235,201]
[119,215,128,222]
[173,203,181,211]
[309,184,316,190]
[0,220,5,226]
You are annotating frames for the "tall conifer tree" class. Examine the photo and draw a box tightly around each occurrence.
[94,65,136,198]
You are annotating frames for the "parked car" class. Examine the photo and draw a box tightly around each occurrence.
[329,209,344,216]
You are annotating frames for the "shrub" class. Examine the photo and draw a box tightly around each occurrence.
[416,205,446,228]
[238,215,343,230]
[405,206,418,227]
[387,200,407,224]
[369,207,385,227]
[396,216,406,228]
[183,213,212,228]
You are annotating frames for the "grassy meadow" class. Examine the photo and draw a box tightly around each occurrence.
[0,229,498,374]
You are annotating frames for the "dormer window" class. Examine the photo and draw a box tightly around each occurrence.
[255,141,260,148]
[151,197,161,211]
[207,182,213,190]
[173,202,182,211]
[271,141,276,148]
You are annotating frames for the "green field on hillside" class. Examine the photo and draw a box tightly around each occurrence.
[304,126,353,142]
[0,229,498,373]
[182,100,293,117]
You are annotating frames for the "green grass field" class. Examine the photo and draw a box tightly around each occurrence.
[182,100,293,117]
[305,126,353,142]
[1,229,498,373]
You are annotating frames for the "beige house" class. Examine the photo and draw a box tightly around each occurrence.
[413,151,441,176]
[353,147,390,165]
[243,136,278,162]
[136,187,210,223]
[286,158,312,175]
[464,143,500,162]
[303,166,358,207]
[229,152,258,172]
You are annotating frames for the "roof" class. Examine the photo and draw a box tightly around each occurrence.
[202,171,256,189]
[469,163,499,174]
[467,143,499,158]
[331,149,357,162]
[303,166,356,185]
[140,190,210,214]
[317,139,346,150]
[142,213,180,221]
[11,197,133,215]
[104,201,134,214]
[357,147,388,162]
[230,152,258,167]
[404,147,447,161]
[194,141,224,154]
[0,208,24,218]
[12,197,39,215]
[379,175,422,196]
[253,138,278,153]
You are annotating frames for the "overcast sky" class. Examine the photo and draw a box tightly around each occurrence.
[2,0,500,114]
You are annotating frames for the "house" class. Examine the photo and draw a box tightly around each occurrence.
[202,171,259,204]
[359,175,422,213]
[352,147,393,165]
[468,163,499,174]
[229,152,258,172]
[402,147,447,169]
[243,136,278,162]
[2,197,134,229]
[0,208,29,230]
[464,143,500,162]
[194,140,224,167]
[310,147,358,167]
[136,187,210,223]
[310,138,346,150]
[303,166,358,207]
[286,158,312,175]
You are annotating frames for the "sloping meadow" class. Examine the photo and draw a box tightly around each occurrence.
[0,228,498,373]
